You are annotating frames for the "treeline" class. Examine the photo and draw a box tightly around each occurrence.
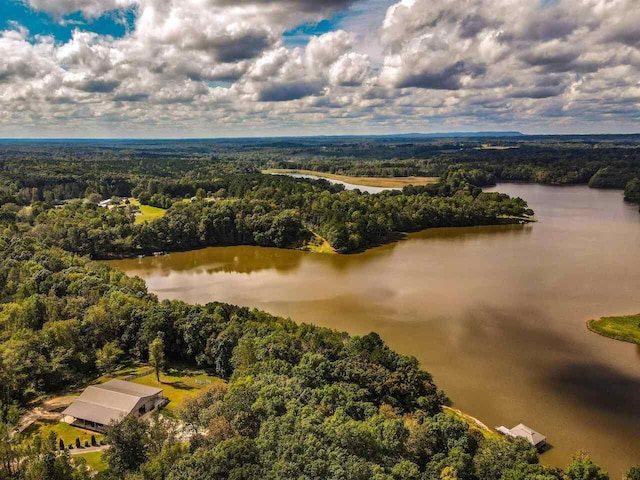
[0,145,257,206]
[31,198,310,257]
[21,173,532,257]
[625,178,640,204]
[0,237,623,480]
[3,139,640,208]
[269,147,640,190]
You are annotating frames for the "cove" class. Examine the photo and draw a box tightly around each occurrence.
[110,183,640,478]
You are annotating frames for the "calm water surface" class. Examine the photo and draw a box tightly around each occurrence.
[271,172,400,194]
[111,184,640,477]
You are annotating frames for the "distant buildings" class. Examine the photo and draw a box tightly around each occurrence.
[62,380,165,431]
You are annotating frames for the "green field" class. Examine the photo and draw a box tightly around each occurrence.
[136,204,167,224]
[588,314,640,344]
[131,369,222,412]
[74,451,107,472]
[263,169,439,188]
[127,199,167,224]
[99,365,223,412]
[22,419,104,448]
[303,231,336,254]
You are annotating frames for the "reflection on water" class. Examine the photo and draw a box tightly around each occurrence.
[110,184,640,477]
[124,245,306,276]
[271,172,401,194]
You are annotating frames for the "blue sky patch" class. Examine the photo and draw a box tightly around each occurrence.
[283,14,345,47]
[1,0,134,42]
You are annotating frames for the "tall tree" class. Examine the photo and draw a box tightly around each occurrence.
[149,335,165,382]
[565,452,609,480]
[96,341,124,374]
[103,416,149,476]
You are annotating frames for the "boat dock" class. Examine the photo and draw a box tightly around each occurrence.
[496,423,547,450]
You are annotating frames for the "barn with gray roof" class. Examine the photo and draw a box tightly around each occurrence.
[62,379,164,431]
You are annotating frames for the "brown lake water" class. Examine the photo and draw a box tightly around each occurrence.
[111,183,640,477]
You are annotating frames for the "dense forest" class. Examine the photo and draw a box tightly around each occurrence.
[269,146,640,190]
[1,136,639,212]
[625,178,640,204]
[1,137,639,479]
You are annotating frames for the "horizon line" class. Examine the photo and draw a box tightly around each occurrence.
[2,131,640,141]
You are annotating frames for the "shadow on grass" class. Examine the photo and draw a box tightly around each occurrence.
[165,366,213,377]
[21,418,57,436]
[160,381,195,391]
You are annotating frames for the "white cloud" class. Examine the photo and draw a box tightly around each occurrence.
[1,0,639,136]
[25,0,135,19]
[329,52,371,86]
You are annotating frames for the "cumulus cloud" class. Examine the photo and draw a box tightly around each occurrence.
[1,0,640,135]
[378,0,640,95]
[25,0,135,19]
[237,31,370,102]
[329,52,371,86]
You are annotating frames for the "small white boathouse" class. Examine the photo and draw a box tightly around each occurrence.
[496,423,547,449]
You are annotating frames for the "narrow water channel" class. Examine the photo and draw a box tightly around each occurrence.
[269,172,401,194]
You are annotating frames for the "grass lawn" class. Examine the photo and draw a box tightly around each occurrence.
[303,231,336,254]
[129,369,223,412]
[74,451,108,472]
[263,169,439,188]
[127,198,167,224]
[135,204,167,224]
[307,239,335,254]
[99,365,223,413]
[22,419,104,448]
[588,314,640,344]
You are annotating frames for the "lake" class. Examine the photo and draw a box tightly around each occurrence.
[269,172,401,194]
[110,183,640,477]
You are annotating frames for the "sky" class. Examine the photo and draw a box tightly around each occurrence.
[0,0,639,138]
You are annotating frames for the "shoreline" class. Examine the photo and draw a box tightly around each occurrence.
[587,315,640,345]
[262,168,439,188]
[101,221,530,261]
[443,406,499,440]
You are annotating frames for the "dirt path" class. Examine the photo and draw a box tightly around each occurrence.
[18,395,78,433]
[69,445,108,455]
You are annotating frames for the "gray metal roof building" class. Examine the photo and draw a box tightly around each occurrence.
[496,423,547,449]
[509,423,546,448]
[62,380,163,428]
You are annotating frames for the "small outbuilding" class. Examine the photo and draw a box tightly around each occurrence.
[62,380,165,431]
[496,423,547,449]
